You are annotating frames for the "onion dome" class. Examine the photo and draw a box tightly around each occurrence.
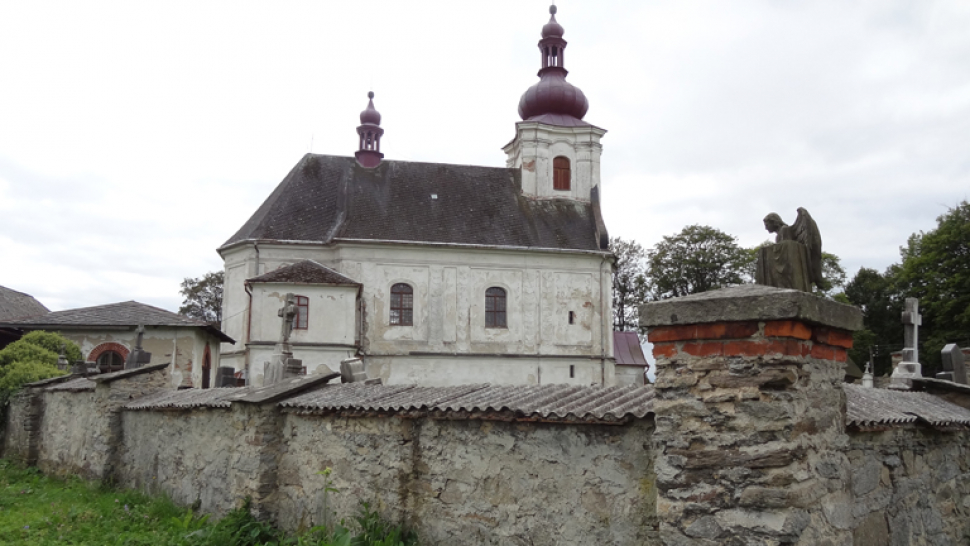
[541,5,564,38]
[517,5,589,125]
[355,91,384,168]
[360,91,381,126]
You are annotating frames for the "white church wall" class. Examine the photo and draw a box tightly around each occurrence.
[503,121,605,201]
[218,241,615,386]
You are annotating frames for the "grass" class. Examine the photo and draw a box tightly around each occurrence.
[0,460,418,546]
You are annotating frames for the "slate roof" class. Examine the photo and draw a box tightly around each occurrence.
[247,260,360,286]
[222,154,608,252]
[844,384,970,428]
[0,285,49,321]
[125,373,340,410]
[0,301,234,343]
[280,383,655,424]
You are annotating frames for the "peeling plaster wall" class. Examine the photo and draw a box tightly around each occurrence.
[245,283,358,386]
[220,242,614,387]
[58,328,221,389]
[846,429,970,545]
[276,414,657,545]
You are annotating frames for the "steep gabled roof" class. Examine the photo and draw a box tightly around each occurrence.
[0,285,49,321]
[221,154,608,253]
[247,260,360,286]
[0,300,234,343]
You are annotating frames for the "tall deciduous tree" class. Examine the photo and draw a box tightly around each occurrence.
[610,237,648,333]
[893,201,970,375]
[179,271,224,326]
[646,225,753,299]
[842,266,903,376]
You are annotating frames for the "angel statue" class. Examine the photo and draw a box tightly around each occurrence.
[755,207,823,292]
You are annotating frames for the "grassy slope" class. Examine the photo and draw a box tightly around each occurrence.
[0,461,190,545]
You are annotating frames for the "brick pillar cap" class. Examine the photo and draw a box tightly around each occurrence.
[640,284,863,331]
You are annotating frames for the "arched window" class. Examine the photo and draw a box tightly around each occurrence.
[553,156,570,191]
[485,287,507,328]
[390,283,413,326]
[97,350,125,373]
[294,295,309,330]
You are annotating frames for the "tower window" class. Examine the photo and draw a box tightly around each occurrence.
[485,287,507,328]
[390,283,414,326]
[553,156,570,190]
[294,296,309,330]
[568,311,575,324]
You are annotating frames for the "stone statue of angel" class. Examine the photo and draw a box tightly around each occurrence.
[755,207,823,292]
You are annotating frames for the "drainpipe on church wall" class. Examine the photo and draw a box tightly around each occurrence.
[243,242,260,383]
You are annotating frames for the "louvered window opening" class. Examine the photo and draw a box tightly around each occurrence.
[295,295,309,330]
[553,156,570,190]
[390,283,414,326]
[485,287,507,328]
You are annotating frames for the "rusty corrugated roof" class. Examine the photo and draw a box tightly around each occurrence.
[844,384,970,428]
[279,383,654,424]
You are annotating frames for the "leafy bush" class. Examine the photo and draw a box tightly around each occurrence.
[18,331,83,362]
[0,330,75,404]
[0,360,64,404]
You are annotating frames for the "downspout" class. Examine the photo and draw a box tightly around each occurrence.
[244,242,260,383]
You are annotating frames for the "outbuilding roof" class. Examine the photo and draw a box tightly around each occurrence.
[221,154,608,253]
[613,331,648,368]
[280,383,654,424]
[0,285,49,321]
[247,260,360,286]
[844,383,970,428]
[0,301,234,343]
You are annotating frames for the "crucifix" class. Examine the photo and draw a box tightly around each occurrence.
[901,297,922,363]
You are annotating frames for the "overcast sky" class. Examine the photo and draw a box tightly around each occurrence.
[1,0,968,313]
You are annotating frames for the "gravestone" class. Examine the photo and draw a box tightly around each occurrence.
[265,294,298,386]
[340,358,368,383]
[56,344,69,371]
[937,344,967,384]
[890,298,922,388]
[124,325,152,370]
[216,366,238,388]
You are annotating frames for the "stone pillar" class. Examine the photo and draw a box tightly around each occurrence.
[641,285,862,545]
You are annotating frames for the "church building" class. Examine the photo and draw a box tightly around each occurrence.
[217,6,616,387]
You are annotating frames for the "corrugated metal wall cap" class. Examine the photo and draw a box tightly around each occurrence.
[845,383,970,428]
[280,383,654,423]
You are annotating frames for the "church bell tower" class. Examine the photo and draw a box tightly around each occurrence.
[503,5,606,201]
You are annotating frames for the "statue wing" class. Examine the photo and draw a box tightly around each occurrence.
[793,207,823,289]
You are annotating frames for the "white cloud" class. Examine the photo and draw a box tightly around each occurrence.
[0,0,968,311]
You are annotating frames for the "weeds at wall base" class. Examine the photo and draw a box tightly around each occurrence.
[0,460,418,546]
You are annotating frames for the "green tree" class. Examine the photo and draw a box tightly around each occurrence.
[610,237,648,333]
[842,266,904,376]
[893,201,970,375]
[646,225,754,299]
[179,271,224,326]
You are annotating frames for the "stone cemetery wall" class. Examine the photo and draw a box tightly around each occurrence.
[1,388,41,464]
[119,408,238,516]
[847,428,970,544]
[276,413,657,545]
[37,388,99,478]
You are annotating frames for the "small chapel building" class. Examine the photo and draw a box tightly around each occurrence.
[218,6,616,387]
